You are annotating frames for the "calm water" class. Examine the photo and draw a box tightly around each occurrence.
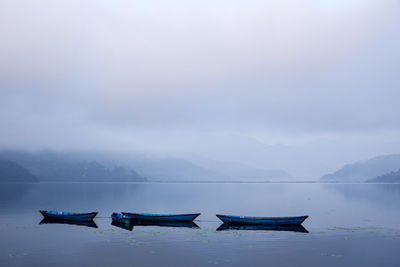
[0,183,400,266]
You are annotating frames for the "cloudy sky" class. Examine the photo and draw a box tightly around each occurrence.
[1,0,399,176]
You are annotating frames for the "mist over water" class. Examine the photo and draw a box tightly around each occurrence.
[1,0,400,180]
[1,1,400,266]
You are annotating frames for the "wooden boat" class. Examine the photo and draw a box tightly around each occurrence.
[40,218,98,228]
[216,214,308,225]
[216,223,308,233]
[40,210,98,221]
[121,212,200,222]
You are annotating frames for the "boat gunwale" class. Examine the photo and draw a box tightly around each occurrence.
[216,214,308,220]
[121,212,200,218]
[40,210,98,218]
[216,214,308,225]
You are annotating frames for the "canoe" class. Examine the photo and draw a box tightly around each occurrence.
[121,212,200,222]
[216,214,308,225]
[40,218,98,228]
[216,223,308,233]
[40,210,98,221]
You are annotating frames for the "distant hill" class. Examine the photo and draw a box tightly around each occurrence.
[128,155,290,181]
[0,149,290,182]
[0,150,146,182]
[0,160,38,183]
[366,169,400,183]
[321,154,400,182]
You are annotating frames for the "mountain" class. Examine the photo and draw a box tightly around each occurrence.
[0,149,290,182]
[366,169,400,183]
[128,156,222,181]
[0,160,38,183]
[321,154,400,182]
[115,154,290,181]
[147,133,400,180]
[0,150,145,182]
[184,155,291,181]
[222,169,289,180]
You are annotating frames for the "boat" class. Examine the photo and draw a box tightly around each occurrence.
[40,218,98,228]
[216,214,308,225]
[121,212,200,222]
[111,212,131,221]
[40,210,98,221]
[216,223,308,233]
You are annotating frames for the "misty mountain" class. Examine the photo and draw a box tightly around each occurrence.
[159,134,400,180]
[133,157,290,181]
[0,150,145,182]
[79,152,290,181]
[88,152,291,181]
[366,169,400,183]
[0,149,290,182]
[0,160,38,183]
[320,154,400,182]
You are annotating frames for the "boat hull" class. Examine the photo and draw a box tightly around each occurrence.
[216,214,308,225]
[121,212,200,222]
[40,210,97,221]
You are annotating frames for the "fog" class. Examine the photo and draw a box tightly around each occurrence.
[1,0,400,179]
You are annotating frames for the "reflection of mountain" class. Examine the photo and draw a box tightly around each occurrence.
[0,160,38,183]
[367,169,400,183]
[0,184,34,205]
[327,184,400,208]
[321,154,400,182]
[0,150,146,182]
[0,183,143,211]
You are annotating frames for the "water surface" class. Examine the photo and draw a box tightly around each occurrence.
[0,183,399,266]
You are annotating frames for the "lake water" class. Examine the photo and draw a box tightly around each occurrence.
[0,183,399,266]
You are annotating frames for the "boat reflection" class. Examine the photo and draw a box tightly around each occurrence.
[40,218,98,228]
[112,219,134,231]
[131,220,199,229]
[111,218,200,230]
[216,223,308,233]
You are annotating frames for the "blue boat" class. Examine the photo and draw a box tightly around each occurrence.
[216,214,308,225]
[121,212,200,222]
[40,210,98,221]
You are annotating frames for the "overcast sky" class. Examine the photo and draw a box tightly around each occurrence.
[1,0,400,171]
